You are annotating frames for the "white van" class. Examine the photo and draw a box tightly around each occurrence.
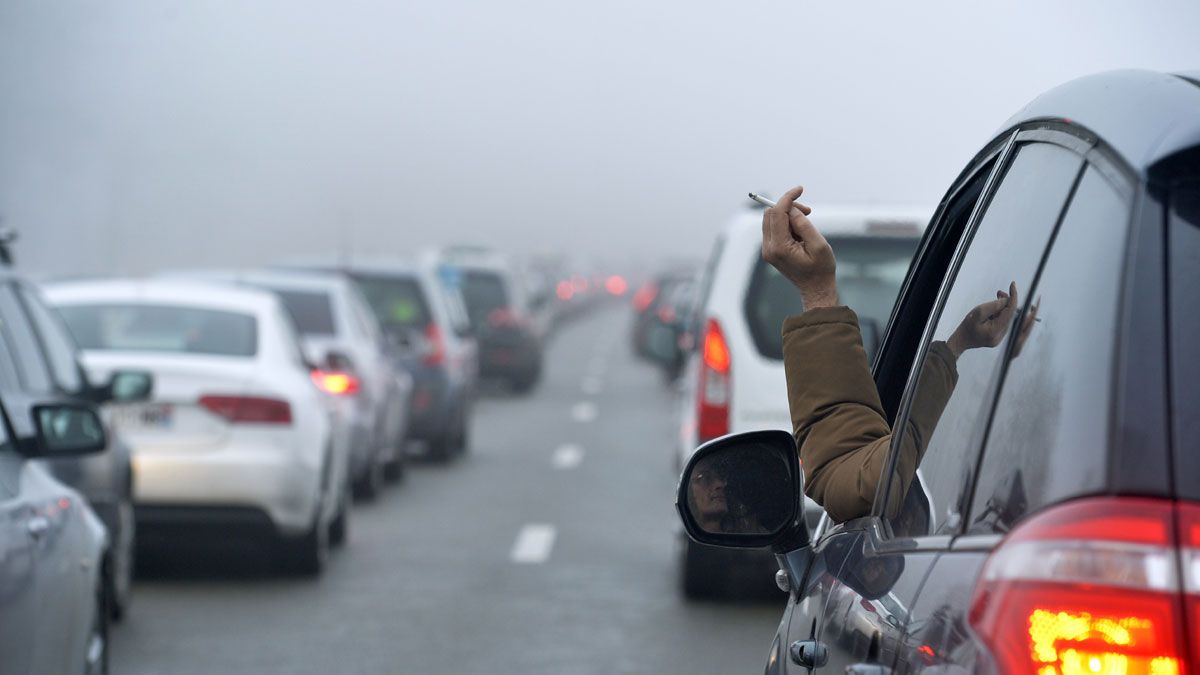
[675,205,927,598]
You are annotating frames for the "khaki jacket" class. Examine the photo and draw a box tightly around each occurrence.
[782,306,958,523]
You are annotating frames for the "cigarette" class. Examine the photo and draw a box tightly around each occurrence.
[748,192,777,208]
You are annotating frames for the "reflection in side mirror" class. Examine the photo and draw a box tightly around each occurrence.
[324,350,357,373]
[110,370,154,402]
[676,429,805,550]
[34,403,108,457]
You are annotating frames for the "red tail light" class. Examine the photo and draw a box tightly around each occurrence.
[969,497,1188,675]
[199,395,293,424]
[633,283,658,313]
[311,370,361,396]
[423,322,447,366]
[556,281,574,301]
[696,318,730,443]
[605,275,628,296]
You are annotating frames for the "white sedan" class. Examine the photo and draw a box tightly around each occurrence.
[44,279,351,575]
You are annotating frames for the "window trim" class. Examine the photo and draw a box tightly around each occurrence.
[873,126,1106,548]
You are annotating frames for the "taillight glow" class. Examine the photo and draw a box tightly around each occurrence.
[311,370,360,395]
[605,275,628,296]
[696,318,730,442]
[556,281,573,301]
[633,284,658,313]
[199,395,293,424]
[488,307,524,329]
[424,322,447,366]
[969,498,1187,675]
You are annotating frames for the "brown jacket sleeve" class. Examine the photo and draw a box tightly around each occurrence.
[782,307,958,523]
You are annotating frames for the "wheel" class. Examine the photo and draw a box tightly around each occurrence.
[85,575,110,675]
[276,516,329,577]
[108,496,135,622]
[352,454,384,501]
[328,488,349,548]
[510,366,541,394]
[680,537,723,600]
[383,447,407,482]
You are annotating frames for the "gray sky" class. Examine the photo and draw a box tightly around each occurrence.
[1,1,1198,277]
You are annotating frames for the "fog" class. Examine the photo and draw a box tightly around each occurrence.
[1,1,1197,278]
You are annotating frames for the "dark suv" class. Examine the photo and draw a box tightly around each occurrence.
[677,70,1200,674]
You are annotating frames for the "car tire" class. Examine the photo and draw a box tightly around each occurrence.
[329,488,349,548]
[383,448,407,482]
[352,455,384,501]
[85,575,110,675]
[276,516,329,577]
[510,366,541,394]
[680,537,723,600]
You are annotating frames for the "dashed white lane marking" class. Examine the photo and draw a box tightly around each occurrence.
[581,377,603,394]
[571,401,598,422]
[510,524,557,564]
[552,444,584,469]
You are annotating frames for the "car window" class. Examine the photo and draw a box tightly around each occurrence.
[355,275,432,335]
[461,271,510,327]
[18,285,85,394]
[0,284,54,393]
[56,303,259,357]
[744,236,919,361]
[882,141,1083,539]
[967,166,1128,534]
[273,290,337,336]
[1170,177,1200,500]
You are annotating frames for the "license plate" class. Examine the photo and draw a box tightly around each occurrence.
[111,403,175,430]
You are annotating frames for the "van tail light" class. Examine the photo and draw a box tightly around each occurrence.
[310,370,361,396]
[1176,503,1200,670]
[695,318,730,443]
[199,395,293,424]
[968,497,1188,675]
[423,322,447,366]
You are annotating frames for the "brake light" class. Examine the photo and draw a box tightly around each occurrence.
[199,395,293,424]
[633,283,658,313]
[311,370,361,396]
[696,318,730,442]
[556,281,574,301]
[969,497,1187,675]
[423,322,447,366]
[605,275,628,296]
[1175,503,1200,670]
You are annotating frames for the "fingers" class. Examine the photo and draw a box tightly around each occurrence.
[791,202,813,216]
[975,296,1009,322]
[774,185,805,215]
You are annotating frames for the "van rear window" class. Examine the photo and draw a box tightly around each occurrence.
[56,304,258,357]
[743,236,919,361]
[354,275,432,332]
[1170,178,1200,499]
[273,290,336,336]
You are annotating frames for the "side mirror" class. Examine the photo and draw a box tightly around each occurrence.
[676,429,808,550]
[108,370,154,402]
[31,403,108,457]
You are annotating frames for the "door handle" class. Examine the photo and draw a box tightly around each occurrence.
[789,640,828,668]
[26,516,50,539]
[846,665,892,675]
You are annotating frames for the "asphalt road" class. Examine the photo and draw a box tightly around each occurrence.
[112,303,784,674]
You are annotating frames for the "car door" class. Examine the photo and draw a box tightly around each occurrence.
[871,132,1097,671]
[776,138,1005,675]
[0,389,37,675]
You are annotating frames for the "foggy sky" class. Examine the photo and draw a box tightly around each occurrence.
[1,1,1198,278]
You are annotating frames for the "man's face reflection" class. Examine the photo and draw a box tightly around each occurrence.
[690,458,728,531]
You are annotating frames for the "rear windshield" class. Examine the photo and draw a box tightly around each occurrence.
[56,304,258,357]
[461,271,510,326]
[272,290,336,336]
[1171,178,1200,500]
[744,236,919,360]
[354,275,432,332]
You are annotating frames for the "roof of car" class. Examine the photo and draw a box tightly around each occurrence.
[1000,70,1200,173]
[272,256,424,277]
[42,278,281,314]
[163,268,354,294]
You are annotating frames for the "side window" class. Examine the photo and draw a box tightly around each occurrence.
[0,285,54,394]
[1169,177,1200,499]
[883,142,1084,539]
[967,167,1127,533]
[18,285,85,394]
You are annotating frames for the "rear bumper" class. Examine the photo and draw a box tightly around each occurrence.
[406,369,463,440]
[133,447,321,535]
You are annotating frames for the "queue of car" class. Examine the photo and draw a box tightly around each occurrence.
[674,70,1200,674]
[0,246,604,674]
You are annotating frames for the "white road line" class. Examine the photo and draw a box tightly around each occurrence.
[552,444,584,469]
[510,524,557,564]
[581,377,603,394]
[571,401,598,422]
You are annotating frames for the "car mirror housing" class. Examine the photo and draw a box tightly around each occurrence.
[676,429,810,551]
[30,402,108,458]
